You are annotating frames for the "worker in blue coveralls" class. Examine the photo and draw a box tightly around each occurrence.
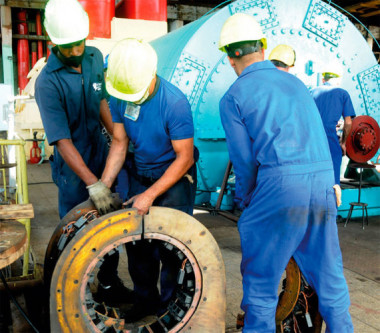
[311,71,356,207]
[94,38,197,322]
[218,13,353,332]
[35,0,130,305]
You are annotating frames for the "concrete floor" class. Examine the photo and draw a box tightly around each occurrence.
[21,162,380,332]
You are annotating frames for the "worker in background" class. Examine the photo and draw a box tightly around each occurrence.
[35,0,130,305]
[97,38,197,322]
[218,13,353,332]
[311,71,356,206]
[268,44,296,72]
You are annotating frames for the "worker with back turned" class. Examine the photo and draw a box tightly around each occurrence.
[218,13,353,332]
[311,71,356,206]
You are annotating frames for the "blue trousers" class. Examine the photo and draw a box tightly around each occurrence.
[50,135,108,219]
[328,137,342,185]
[239,162,353,333]
[126,164,197,312]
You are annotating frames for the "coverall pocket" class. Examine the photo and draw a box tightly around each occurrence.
[326,187,337,219]
[49,155,59,186]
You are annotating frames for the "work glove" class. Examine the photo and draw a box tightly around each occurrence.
[333,184,342,207]
[87,180,119,215]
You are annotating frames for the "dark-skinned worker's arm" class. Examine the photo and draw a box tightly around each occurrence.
[124,138,194,215]
[55,138,116,214]
[340,116,352,156]
[92,122,129,214]
[99,98,113,136]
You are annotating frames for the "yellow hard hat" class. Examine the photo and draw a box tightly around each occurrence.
[44,0,89,45]
[268,44,296,67]
[106,39,157,102]
[322,71,341,79]
[218,13,267,52]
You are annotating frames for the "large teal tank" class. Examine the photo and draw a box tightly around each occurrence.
[151,0,380,215]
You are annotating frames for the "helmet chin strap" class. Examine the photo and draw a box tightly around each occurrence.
[133,87,150,105]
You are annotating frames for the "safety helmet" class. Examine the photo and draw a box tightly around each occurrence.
[322,71,341,79]
[218,13,267,52]
[268,44,296,67]
[106,39,157,102]
[44,0,89,45]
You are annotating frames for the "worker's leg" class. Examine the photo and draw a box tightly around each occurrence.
[155,170,197,313]
[57,168,89,219]
[126,240,160,307]
[239,173,311,332]
[293,170,353,333]
[330,145,343,185]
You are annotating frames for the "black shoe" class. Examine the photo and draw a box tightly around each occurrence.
[94,277,134,307]
[123,303,157,323]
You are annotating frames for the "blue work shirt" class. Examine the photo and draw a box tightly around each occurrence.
[311,83,355,184]
[35,46,109,217]
[110,76,194,178]
[311,83,355,135]
[36,46,107,148]
[220,60,332,210]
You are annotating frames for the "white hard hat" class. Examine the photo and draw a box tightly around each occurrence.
[44,0,89,45]
[268,44,296,67]
[218,13,267,52]
[106,39,157,103]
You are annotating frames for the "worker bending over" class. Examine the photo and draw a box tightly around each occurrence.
[35,0,128,305]
[268,44,296,72]
[218,13,353,332]
[311,71,356,206]
[95,38,197,322]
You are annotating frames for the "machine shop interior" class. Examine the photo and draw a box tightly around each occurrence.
[0,0,379,332]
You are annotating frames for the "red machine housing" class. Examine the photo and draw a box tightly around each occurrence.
[116,0,167,21]
[79,0,115,38]
[346,115,380,163]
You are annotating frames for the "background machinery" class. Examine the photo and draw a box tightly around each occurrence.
[150,0,380,217]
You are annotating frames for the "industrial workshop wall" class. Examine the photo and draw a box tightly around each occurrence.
[150,0,379,205]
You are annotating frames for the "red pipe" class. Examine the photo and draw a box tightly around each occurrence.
[17,10,30,92]
[31,42,37,67]
[116,0,167,21]
[36,11,44,59]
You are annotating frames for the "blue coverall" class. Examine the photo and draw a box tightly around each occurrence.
[220,60,353,332]
[311,82,356,184]
[35,46,109,218]
[109,76,197,313]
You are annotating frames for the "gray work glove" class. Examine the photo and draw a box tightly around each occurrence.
[87,180,118,215]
